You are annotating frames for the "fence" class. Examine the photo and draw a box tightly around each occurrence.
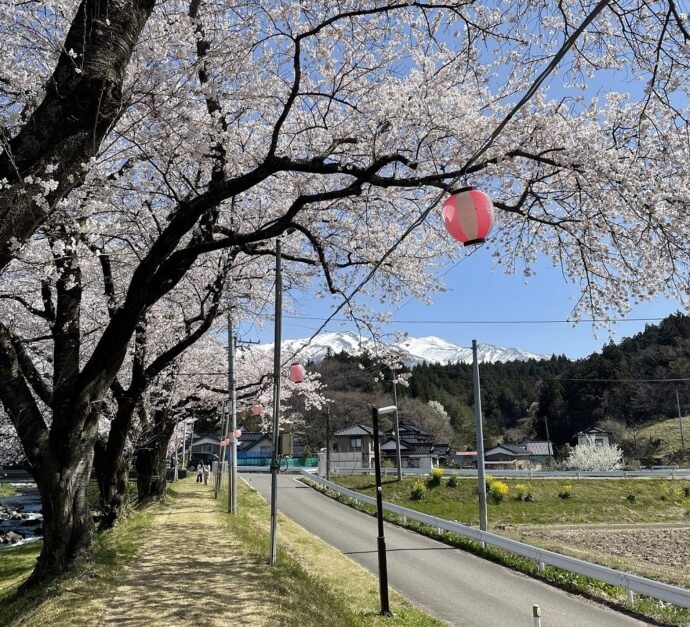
[237,456,318,468]
[301,470,690,609]
[330,467,690,479]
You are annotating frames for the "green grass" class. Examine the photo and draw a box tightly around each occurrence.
[333,475,690,525]
[219,482,443,626]
[0,484,18,498]
[0,494,161,626]
[640,417,690,464]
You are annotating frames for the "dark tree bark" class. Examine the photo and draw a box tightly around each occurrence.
[29,427,97,585]
[94,433,130,530]
[0,0,156,271]
[135,415,175,501]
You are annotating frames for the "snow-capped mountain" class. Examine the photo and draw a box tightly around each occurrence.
[254,331,548,366]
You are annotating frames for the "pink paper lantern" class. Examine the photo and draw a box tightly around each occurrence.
[233,429,242,439]
[250,404,264,416]
[442,188,494,246]
[289,363,305,383]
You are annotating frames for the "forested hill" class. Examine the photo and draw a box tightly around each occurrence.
[404,313,690,446]
[313,314,690,449]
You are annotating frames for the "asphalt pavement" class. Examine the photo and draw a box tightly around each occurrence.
[243,473,649,627]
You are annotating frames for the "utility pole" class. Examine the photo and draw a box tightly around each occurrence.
[325,404,331,482]
[676,388,686,448]
[269,239,283,566]
[228,314,238,514]
[391,374,403,481]
[472,339,488,532]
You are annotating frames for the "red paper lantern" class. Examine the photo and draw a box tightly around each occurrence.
[442,188,494,246]
[289,363,305,383]
[250,404,264,416]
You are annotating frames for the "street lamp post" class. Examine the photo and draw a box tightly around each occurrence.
[391,375,403,481]
[371,404,397,616]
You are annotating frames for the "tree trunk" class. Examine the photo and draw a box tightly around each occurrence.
[94,437,130,530]
[25,449,95,587]
[135,417,175,501]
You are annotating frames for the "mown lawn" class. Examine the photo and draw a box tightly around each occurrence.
[333,475,690,526]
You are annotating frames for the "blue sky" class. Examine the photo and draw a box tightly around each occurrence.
[240,248,684,360]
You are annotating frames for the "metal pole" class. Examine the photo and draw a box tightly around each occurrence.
[216,405,230,499]
[472,339,488,531]
[326,404,331,482]
[269,239,283,565]
[229,317,238,514]
[371,406,391,616]
[181,420,187,471]
[392,377,403,481]
[676,388,686,447]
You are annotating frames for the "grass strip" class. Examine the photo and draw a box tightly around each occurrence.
[218,479,445,627]
[306,478,690,627]
[0,484,18,498]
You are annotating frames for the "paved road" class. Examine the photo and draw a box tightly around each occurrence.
[244,473,648,627]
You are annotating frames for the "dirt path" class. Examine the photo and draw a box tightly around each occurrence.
[96,480,275,626]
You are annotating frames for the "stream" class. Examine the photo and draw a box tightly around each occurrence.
[0,483,42,549]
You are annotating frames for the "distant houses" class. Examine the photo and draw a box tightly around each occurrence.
[323,421,451,472]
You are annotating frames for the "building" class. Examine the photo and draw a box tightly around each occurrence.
[484,444,532,469]
[575,428,611,447]
[190,432,221,457]
[453,451,477,467]
[328,424,378,471]
[520,440,554,466]
[323,421,451,473]
[381,422,451,470]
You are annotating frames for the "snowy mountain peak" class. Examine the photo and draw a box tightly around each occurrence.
[254,332,548,366]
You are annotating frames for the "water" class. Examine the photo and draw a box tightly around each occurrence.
[0,483,42,549]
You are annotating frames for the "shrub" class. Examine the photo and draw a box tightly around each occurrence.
[515,483,528,501]
[524,492,535,502]
[489,480,509,504]
[485,474,495,491]
[558,483,572,499]
[683,486,690,498]
[626,493,636,503]
[411,479,427,501]
[427,467,444,488]
[446,472,459,488]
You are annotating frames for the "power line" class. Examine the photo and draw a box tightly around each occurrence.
[279,314,667,325]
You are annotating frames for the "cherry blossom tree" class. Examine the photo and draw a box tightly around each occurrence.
[565,443,624,471]
[0,0,688,585]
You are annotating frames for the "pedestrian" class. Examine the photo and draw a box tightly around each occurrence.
[196,463,203,483]
[202,461,210,485]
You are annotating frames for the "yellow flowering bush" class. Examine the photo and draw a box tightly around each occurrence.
[489,480,509,504]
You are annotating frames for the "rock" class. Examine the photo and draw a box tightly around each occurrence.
[1,531,23,544]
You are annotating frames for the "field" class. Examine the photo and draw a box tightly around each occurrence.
[334,474,690,526]
[333,474,690,590]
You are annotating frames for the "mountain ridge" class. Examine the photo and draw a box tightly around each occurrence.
[253,331,548,366]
